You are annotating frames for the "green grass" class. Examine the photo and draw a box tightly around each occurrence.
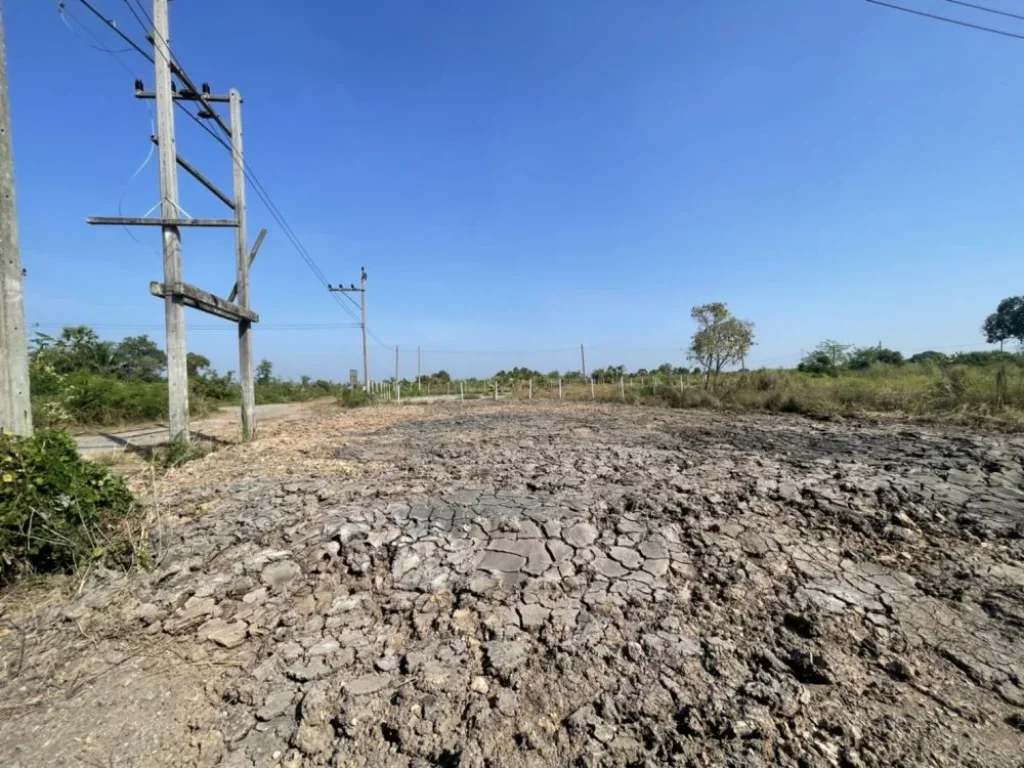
[504,362,1024,422]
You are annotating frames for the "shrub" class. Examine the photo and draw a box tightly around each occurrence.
[338,388,370,408]
[0,430,141,582]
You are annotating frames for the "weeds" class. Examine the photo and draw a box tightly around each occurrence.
[0,430,143,583]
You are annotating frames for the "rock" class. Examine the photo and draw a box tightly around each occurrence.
[564,522,598,548]
[307,639,340,656]
[518,604,551,630]
[483,640,529,675]
[477,551,526,573]
[495,688,518,716]
[198,618,248,648]
[593,722,615,743]
[261,560,301,589]
[470,676,489,694]
[257,689,295,721]
[286,657,330,682]
[345,673,390,695]
[375,656,398,672]
[608,546,642,570]
[593,558,629,579]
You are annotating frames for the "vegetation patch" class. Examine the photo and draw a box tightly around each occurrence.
[1,429,143,583]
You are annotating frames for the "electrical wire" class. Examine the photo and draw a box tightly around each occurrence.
[64,2,377,334]
[864,0,1024,40]
[57,1,135,55]
[943,0,1024,23]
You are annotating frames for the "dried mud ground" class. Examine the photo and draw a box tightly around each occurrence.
[2,402,1024,768]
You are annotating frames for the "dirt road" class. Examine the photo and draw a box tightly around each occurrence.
[2,402,1023,766]
[74,401,328,457]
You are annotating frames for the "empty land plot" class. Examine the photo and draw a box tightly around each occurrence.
[1,402,1023,767]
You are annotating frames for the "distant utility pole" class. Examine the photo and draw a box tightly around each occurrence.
[0,8,32,436]
[417,346,421,389]
[394,345,399,382]
[580,343,587,378]
[328,267,368,392]
[86,0,264,444]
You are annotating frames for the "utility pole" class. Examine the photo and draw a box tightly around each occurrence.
[580,343,587,378]
[87,0,263,445]
[154,0,189,443]
[0,8,31,436]
[394,345,399,382]
[328,268,368,392]
[417,346,421,389]
[230,88,255,439]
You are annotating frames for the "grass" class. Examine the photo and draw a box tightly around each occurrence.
[500,363,1024,422]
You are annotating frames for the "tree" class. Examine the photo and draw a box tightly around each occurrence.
[847,346,904,369]
[798,340,852,375]
[908,350,948,365]
[983,297,1024,351]
[798,350,835,375]
[256,359,274,385]
[688,303,755,389]
[115,335,167,381]
[186,352,211,378]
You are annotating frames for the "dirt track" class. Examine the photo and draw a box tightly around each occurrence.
[2,402,1023,767]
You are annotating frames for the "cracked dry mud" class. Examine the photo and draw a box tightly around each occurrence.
[2,402,1024,767]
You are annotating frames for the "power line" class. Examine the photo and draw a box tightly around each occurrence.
[864,0,1024,41]
[944,0,1024,23]
[65,2,373,331]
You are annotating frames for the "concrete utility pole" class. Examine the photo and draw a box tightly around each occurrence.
[394,345,399,382]
[580,343,587,378]
[230,88,255,439]
[0,8,31,436]
[417,346,421,389]
[328,268,368,392]
[153,0,189,443]
[87,0,263,445]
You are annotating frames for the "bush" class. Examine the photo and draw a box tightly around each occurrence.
[1,430,141,582]
[338,388,370,408]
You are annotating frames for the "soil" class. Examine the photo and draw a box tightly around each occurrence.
[2,401,1023,767]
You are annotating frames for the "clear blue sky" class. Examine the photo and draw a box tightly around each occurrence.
[5,0,1023,379]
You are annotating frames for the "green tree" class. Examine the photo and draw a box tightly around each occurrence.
[114,335,167,381]
[688,303,755,389]
[186,352,211,378]
[256,359,274,385]
[847,346,904,369]
[798,340,852,375]
[983,297,1024,351]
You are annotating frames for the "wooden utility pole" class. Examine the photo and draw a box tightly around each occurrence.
[0,9,31,436]
[230,88,255,439]
[580,343,586,378]
[328,268,368,392]
[153,0,189,443]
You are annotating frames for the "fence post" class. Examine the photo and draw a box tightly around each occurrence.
[397,383,401,404]
[529,379,533,399]
[653,378,657,394]
[558,378,563,400]
[620,376,625,400]
[590,377,595,399]
[460,381,464,401]
[494,380,498,400]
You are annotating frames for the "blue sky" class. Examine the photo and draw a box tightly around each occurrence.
[6,0,1024,379]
